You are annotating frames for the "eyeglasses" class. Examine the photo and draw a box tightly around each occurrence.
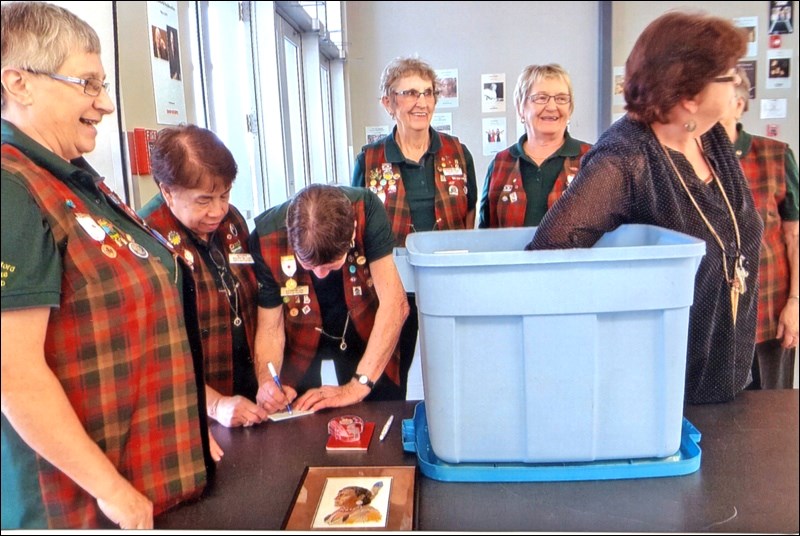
[27,70,110,97]
[209,247,240,298]
[713,73,743,85]
[393,88,440,101]
[528,93,571,105]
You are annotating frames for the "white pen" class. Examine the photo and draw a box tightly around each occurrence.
[379,415,394,442]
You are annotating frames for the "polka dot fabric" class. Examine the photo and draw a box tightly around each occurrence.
[527,116,763,404]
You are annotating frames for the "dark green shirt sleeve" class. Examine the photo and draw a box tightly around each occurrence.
[1,172,62,310]
[780,147,799,221]
[351,151,367,188]
[461,144,478,217]
[363,189,396,262]
[248,228,283,309]
[478,159,496,228]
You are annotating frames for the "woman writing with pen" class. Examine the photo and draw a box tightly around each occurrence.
[250,184,409,413]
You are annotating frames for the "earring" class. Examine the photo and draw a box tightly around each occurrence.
[684,120,697,132]
[349,239,355,249]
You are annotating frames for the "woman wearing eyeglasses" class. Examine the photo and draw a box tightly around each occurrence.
[140,125,266,431]
[720,68,799,387]
[1,3,209,529]
[479,64,592,228]
[351,56,477,399]
[526,11,763,405]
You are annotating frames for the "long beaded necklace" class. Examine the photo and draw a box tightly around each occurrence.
[209,246,242,327]
[315,312,350,351]
[660,139,748,325]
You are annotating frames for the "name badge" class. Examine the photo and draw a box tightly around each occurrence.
[229,253,254,264]
[281,285,309,297]
[442,167,463,177]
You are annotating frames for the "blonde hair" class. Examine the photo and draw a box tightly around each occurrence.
[1,1,101,108]
[514,64,575,118]
[734,66,751,113]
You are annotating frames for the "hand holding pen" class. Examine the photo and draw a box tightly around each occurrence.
[256,362,296,414]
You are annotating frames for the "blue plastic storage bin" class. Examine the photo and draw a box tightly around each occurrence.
[396,224,705,464]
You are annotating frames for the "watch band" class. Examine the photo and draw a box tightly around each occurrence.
[353,373,375,390]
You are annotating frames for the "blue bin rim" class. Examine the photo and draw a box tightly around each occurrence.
[401,402,702,482]
[405,224,706,268]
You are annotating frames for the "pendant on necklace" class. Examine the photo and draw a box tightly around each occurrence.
[339,340,347,351]
[730,284,740,327]
[730,255,748,326]
[233,317,242,327]
[735,256,748,295]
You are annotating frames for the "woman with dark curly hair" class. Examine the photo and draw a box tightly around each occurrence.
[527,10,763,404]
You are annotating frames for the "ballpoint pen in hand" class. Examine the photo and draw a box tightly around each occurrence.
[267,362,292,414]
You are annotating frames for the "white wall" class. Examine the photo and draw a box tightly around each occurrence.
[52,1,125,198]
[612,1,799,158]
[344,0,602,195]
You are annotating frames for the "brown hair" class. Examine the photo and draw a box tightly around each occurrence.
[624,10,747,124]
[1,1,101,109]
[286,184,355,266]
[149,124,237,191]
[379,56,438,103]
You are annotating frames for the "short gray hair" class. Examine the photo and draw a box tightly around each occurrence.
[1,1,101,109]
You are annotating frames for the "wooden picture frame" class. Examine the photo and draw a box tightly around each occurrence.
[282,466,417,530]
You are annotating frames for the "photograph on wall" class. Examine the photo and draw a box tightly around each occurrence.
[282,466,416,530]
[612,65,625,106]
[734,16,758,57]
[481,73,506,113]
[167,25,182,81]
[738,60,757,99]
[431,112,453,135]
[768,1,794,34]
[482,116,507,156]
[147,0,186,124]
[760,98,787,119]
[766,48,792,89]
[435,68,459,109]
[365,125,391,145]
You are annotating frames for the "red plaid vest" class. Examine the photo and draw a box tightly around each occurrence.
[486,142,592,228]
[364,133,470,246]
[144,201,258,394]
[738,136,791,342]
[2,146,206,528]
[257,199,400,387]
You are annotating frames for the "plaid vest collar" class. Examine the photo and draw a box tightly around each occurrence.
[487,141,591,227]
[2,145,206,527]
[144,201,259,394]
[364,132,470,246]
[257,199,400,386]
[738,135,790,341]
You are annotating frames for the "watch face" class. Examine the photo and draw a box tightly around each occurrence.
[359,375,368,384]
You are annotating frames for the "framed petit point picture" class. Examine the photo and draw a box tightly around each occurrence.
[282,465,417,530]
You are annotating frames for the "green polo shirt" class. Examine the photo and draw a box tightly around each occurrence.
[734,123,799,221]
[1,119,178,311]
[1,119,191,529]
[479,132,587,227]
[352,127,478,233]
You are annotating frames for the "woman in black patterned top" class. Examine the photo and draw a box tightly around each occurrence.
[526,11,763,404]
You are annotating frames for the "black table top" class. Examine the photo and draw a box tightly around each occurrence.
[155,389,799,532]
